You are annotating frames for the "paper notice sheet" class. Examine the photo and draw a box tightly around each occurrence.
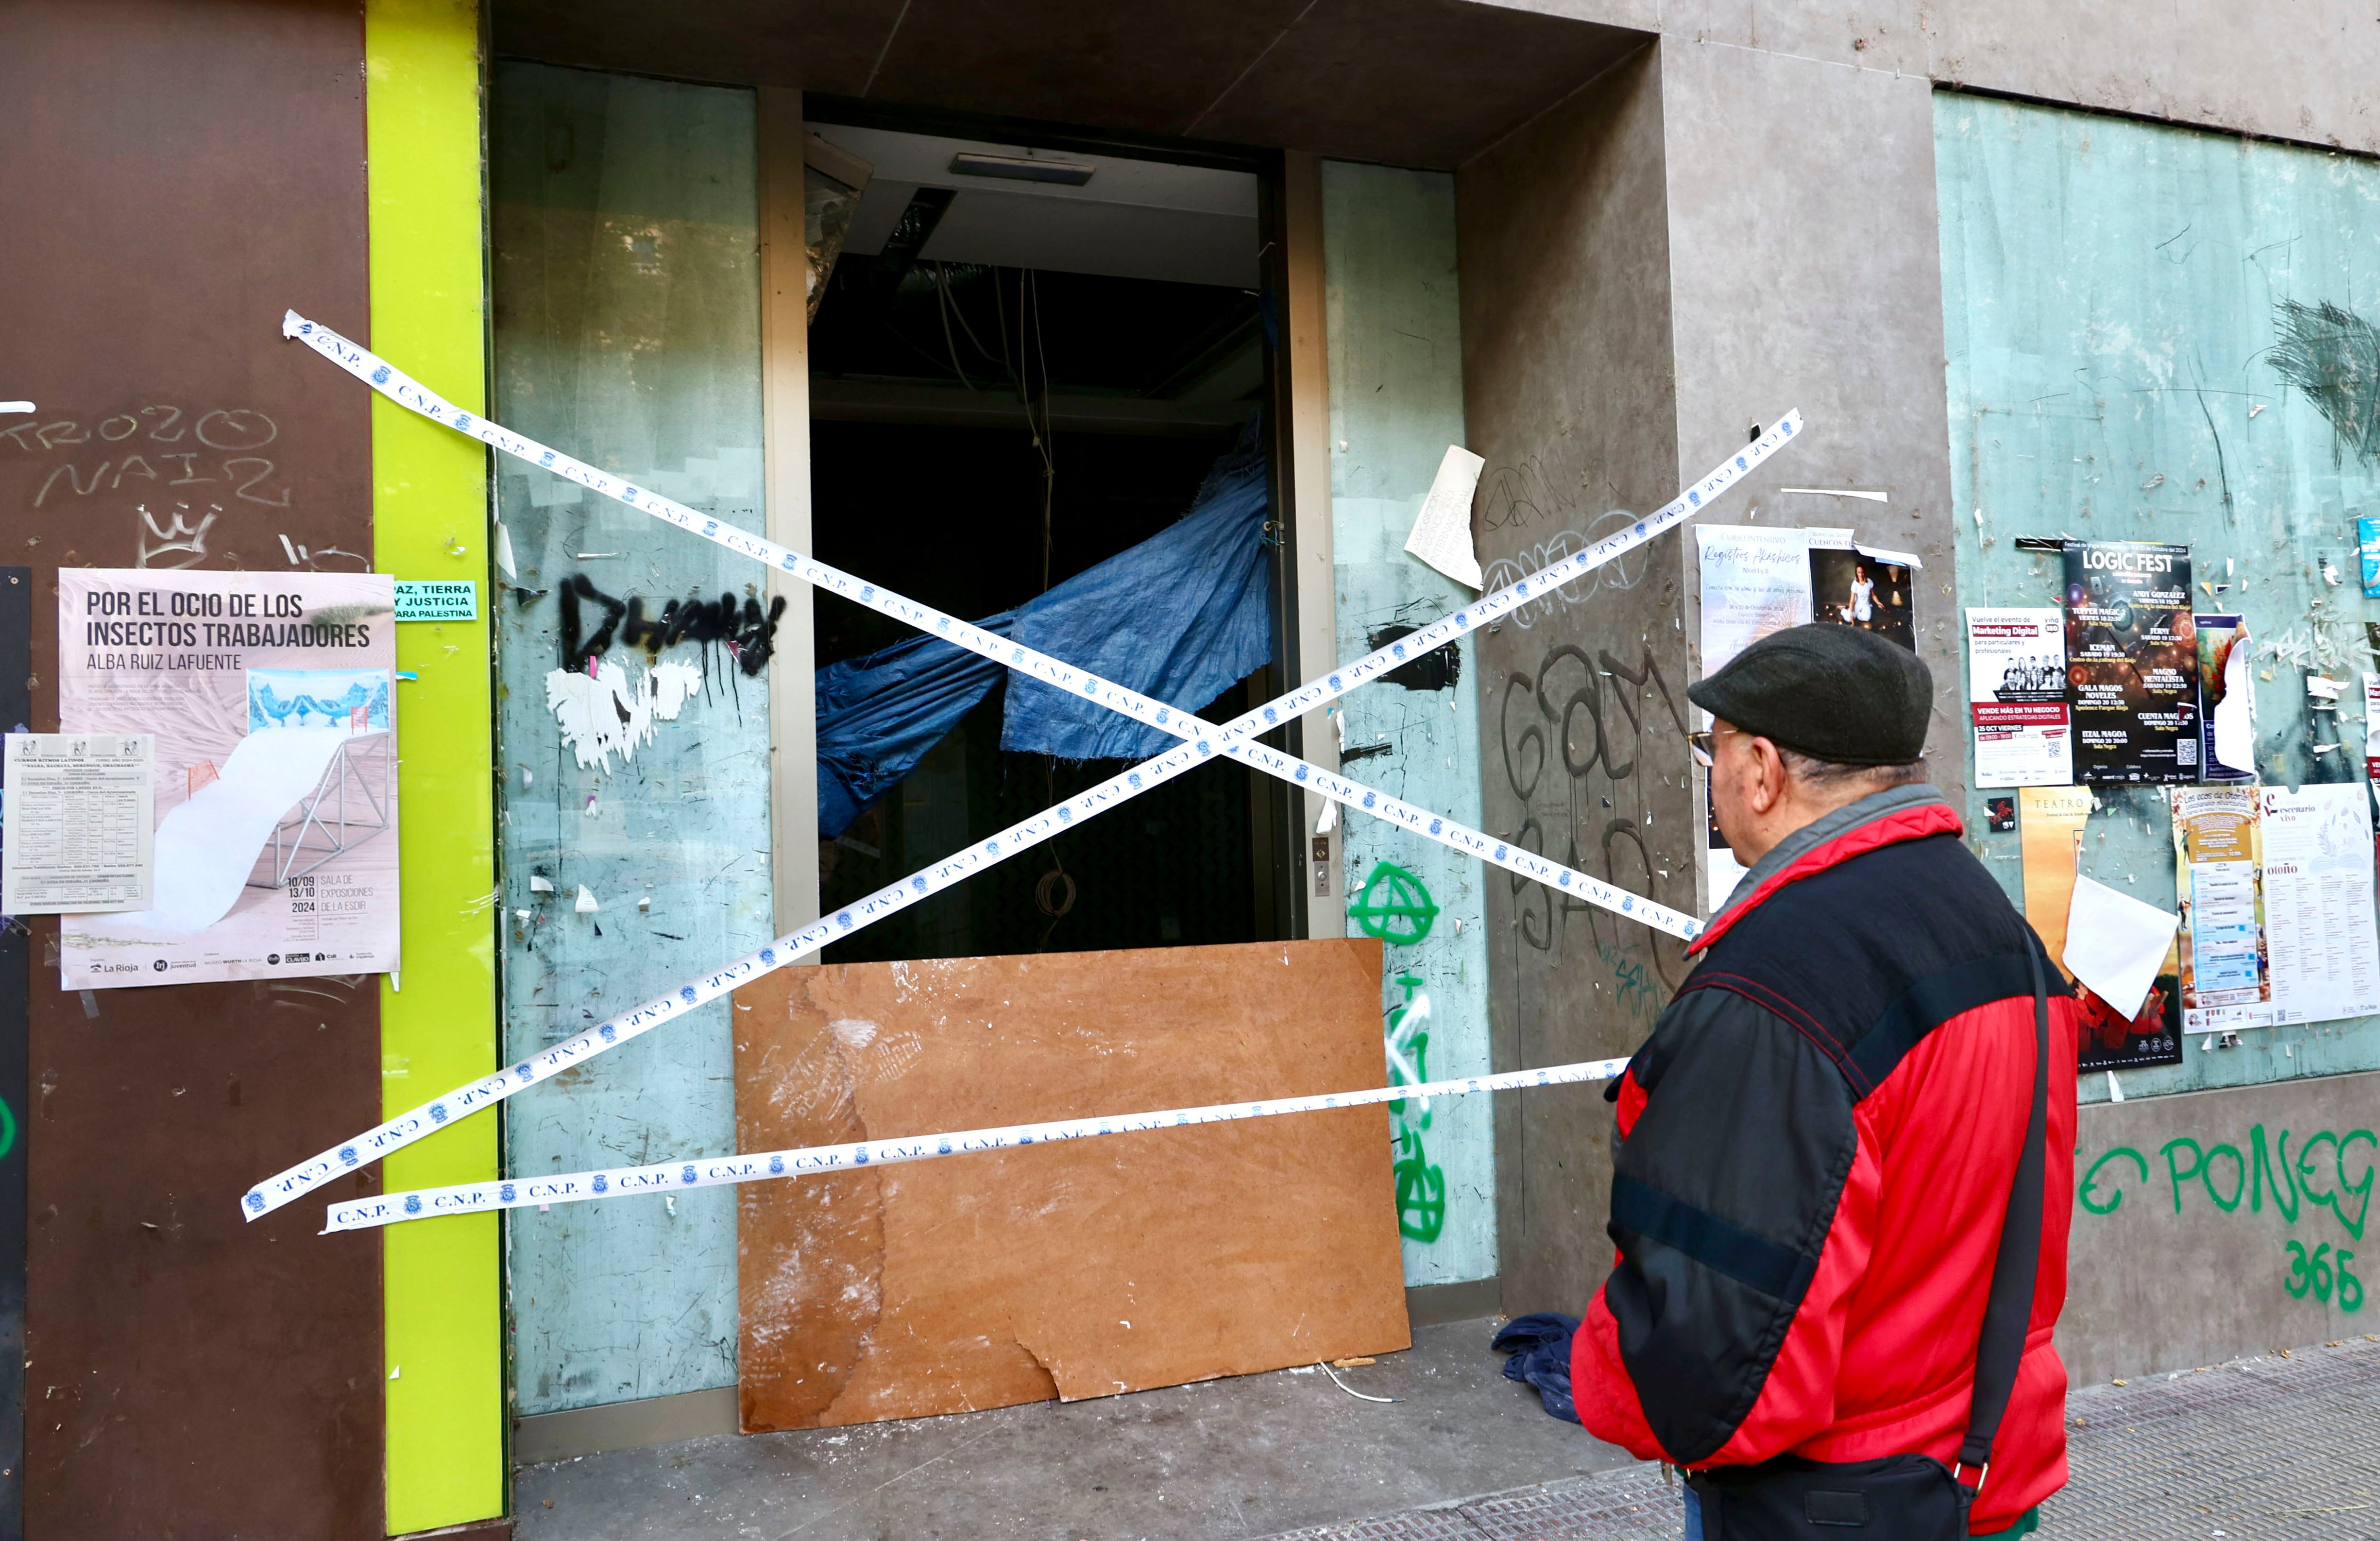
[2,733,154,913]
[2172,786,2270,1032]
[1402,445,1487,590]
[2257,782,2380,1026]
[1967,607,2072,787]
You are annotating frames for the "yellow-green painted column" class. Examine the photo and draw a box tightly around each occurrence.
[366,0,505,1531]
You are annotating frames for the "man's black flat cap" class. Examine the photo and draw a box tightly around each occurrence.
[1688,623,1933,766]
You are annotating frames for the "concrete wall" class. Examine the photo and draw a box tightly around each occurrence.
[1321,162,1498,1286]
[2065,1071,2379,1384]
[1457,45,1689,1315]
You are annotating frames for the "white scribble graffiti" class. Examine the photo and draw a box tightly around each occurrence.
[135,502,220,569]
[1481,509,1648,629]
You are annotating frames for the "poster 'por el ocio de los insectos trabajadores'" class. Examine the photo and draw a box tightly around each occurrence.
[55,568,399,988]
[2062,539,2196,784]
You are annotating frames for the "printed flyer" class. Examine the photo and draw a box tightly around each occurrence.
[2172,786,2270,1032]
[1696,525,1815,911]
[2062,540,2195,783]
[1966,607,2071,788]
[56,568,400,988]
[1811,534,1918,652]
[2195,615,2256,782]
[2258,783,2380,1027]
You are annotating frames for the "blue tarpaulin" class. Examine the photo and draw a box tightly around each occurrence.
[814,427,1270,838]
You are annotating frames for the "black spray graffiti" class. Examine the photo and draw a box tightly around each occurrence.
[557,573,786,677]
[1366,623,1461,691]
[1500,641,1690,986]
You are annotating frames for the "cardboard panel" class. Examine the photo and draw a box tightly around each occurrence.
[735,938,1409,1430]
[0,2,382,1534]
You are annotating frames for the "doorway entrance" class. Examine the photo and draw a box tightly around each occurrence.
[802,116,1288,963]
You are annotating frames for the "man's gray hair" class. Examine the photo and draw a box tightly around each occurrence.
[1778,747,1928,789]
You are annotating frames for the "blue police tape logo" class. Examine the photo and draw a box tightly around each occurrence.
[1362,791,1377,809]
[1295,765,1309,782]
[912,875,929,893]
[592,1174,608,1194]
[1128,772,1143,789]
[767,1155,784,1175]
[939,617,952,633]
[1736,456,1749,471]
[1196,740,1212,756]
[680,986,698,1005]
[837,912,853,930]
[1056,805,1073,823]
[1635,522,1646,535]
[455,414,474,431]
[429,1103,449,1125]
[515,1064,534,1084]
[402,1194,423,1215]
[1391,643,1407,660]
[1156,708,1170,724]
[1494,844,1508,861]
[1019,1132,1034,1144]
[861,585,875,602]
[370,365,391,385]
[1558,873,1571,886]
[245,1193,265,1214]
[1621,896,1634,912]
[854,1147,870,1165]
[782,554,798,569]
[624,485,640,500]
[1429,818,1443,835]
[985,840,1001,856]
[1263,706,1278,724]
[1687,491,1701,506]
[499,1183,517,1203]
[339,1146,359,1166]
[702,519,718,536]
[760,947,777,965]
[1456,613,1469,627]
[681,1165,698,1184]
[938,1139,953,1155]
[1517,581,1530,596]
[1082,679,1098,696]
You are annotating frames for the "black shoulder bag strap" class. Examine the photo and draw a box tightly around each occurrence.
[1955,942,2051,1488]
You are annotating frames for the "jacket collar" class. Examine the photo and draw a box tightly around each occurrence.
[1688,784,1963,955]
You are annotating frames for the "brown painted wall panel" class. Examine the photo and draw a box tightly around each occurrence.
[734,939,1410,1430]
[0,2,382,1535]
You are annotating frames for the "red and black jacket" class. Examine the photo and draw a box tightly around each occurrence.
[1573,786,2077,1534]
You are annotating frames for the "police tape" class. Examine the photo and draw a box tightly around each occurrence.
[246,311,1799,1222]
[323,1054,1634,1231]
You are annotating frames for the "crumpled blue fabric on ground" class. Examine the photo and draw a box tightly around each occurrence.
[1492,1312,1582,1423]
[813,423,1269,837]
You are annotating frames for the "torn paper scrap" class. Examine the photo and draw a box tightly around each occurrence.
[2061,874,2179,1021]
[575,885,600,914]
[545,659,702,772]
[1403,445,1486,590]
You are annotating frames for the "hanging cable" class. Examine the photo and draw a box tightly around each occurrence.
[934,262,976,392]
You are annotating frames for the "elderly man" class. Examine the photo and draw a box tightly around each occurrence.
[1573,625,2075,1539]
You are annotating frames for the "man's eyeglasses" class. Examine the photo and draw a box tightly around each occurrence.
[1684,726,1744,770]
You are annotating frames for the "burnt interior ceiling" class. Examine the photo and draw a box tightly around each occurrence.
[491,0,1647,169]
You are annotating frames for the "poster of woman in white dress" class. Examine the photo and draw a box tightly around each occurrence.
[1809,546,1915,651]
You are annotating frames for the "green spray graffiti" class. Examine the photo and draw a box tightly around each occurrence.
[1386,974,1445,1242]
[1351,863,1439,945]
[2079,1124,2375,1312]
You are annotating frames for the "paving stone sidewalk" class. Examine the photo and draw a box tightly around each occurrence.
[1265,1335,2380,1541]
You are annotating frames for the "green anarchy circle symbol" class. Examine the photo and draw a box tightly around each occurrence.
[1350,862,1439,945]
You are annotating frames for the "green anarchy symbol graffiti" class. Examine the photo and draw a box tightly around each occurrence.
[1350,862,1439,945]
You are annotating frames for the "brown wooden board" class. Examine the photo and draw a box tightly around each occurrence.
[734,938,1409,1430]
[0,2,383,1534]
